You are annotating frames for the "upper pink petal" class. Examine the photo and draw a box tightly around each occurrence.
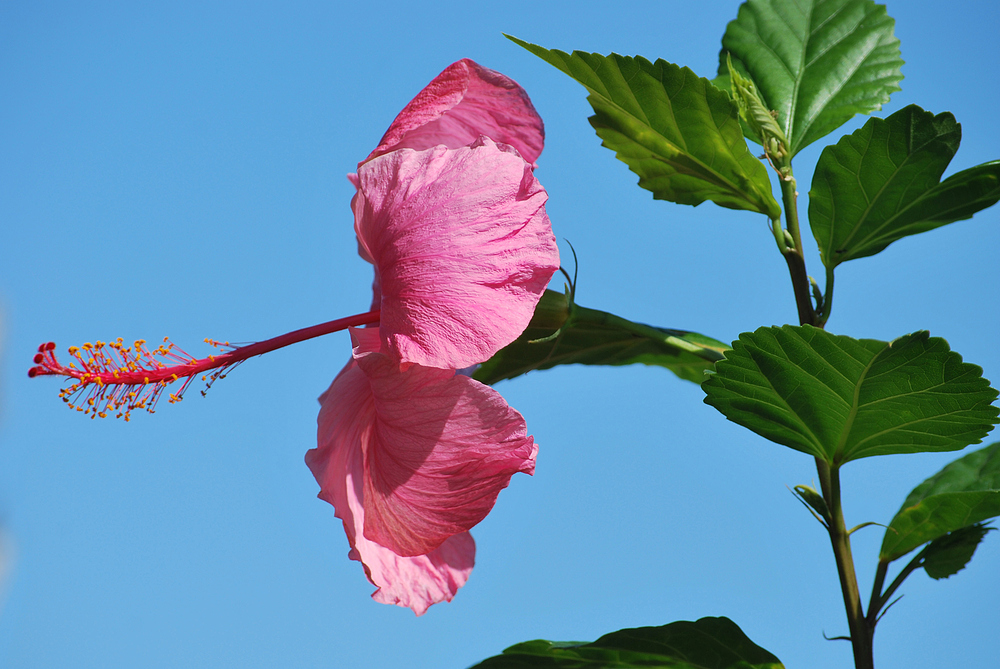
[353,138,560,370]
[306,358,475,616]
[365,58,544,167]
[350,328,537,557]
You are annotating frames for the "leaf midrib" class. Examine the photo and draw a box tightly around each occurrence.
[832,340,882,462]
[796,4,887,154]
[582,57,768,210]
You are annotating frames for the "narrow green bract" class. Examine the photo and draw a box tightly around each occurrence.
[810,105,1000,268]
[719,0,903,156]
[702,326,999,464]
[508,36,781,219]
[880,442,1000,562]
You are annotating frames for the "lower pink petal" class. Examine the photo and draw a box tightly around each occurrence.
[352,328,537,557]
[307,360,475,616]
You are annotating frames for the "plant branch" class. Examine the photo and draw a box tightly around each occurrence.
[866,559,889,627]
[867,550,928,628]
[777,169,818,326]
[817,458,874,669]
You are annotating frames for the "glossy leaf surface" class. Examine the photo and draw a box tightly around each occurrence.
[880,442,1000,561]
[509,37,780,219]
[702,326,999,464]
[474,290,728,386]
[719,0,903,155]
[470,617,784,669]
[922,524,994,580]
[810,105,1000,268]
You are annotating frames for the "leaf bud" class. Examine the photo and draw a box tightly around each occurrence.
[726,54,789,164]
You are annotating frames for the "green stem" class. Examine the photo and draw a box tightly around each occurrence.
[779,172,804,254]
[866,560,889,627]
[778,169,818,326]
[816,268,835,328]
[783,250,816,327]
[817,458,874,669]
[771,217,789,253]
[867,549,928,627]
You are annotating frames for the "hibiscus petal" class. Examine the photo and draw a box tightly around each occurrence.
[349,328,538,557]
[354,138,560,370]
[366,58,544,167]
[306,359,475,616]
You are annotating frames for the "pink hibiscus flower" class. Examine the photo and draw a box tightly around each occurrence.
[29,58,557,615]
[307,61,557,614]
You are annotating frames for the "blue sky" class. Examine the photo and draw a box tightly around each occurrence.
[1,1,998,667]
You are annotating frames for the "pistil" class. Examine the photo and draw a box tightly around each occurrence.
[29,310,380,420]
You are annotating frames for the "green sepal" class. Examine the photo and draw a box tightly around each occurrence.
[508,36,781,219]
[702,326,999,464]
[810,104,1000,268]
[881,442,1000,562]
[474,290,728,386]
[469,616,784,669]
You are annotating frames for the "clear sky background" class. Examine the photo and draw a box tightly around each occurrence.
[1,1,998,668]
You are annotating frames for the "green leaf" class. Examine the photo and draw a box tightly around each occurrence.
[474,290,728,386]
[880,442,1000,561]
[809,104,1000,268]
[508,36,781,219]
[719,0,904,156]
[702,326,999,464]
[470,617,784,669]
[922,524,994,580]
